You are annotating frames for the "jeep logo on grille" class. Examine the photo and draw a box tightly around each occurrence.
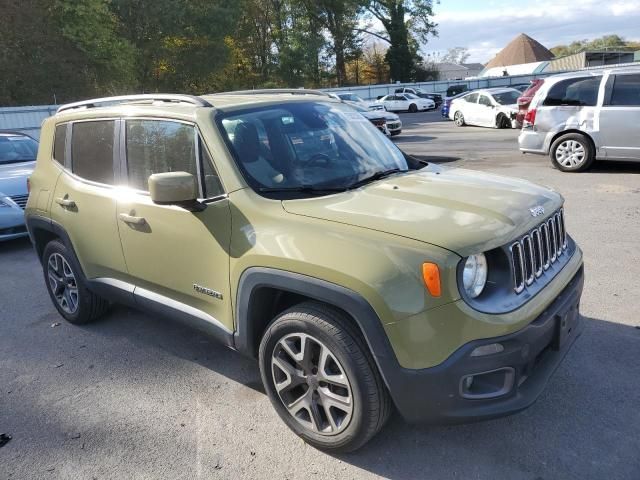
[529,206,545,217]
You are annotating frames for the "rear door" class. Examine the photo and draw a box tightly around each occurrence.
[462,93,480,123]
[599,72,640,160]
[115,118,233,332]
[50,119,128,281]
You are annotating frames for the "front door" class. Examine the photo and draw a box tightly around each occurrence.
[599,72,640,160]
[477,94,496,127]
[115,118,233,332]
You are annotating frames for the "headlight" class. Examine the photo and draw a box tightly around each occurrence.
[462,254,487,298]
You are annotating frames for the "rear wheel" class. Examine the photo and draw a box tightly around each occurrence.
[42,240,109,324]
[408,103,418,113]
[550,133,595,172]
[259,302,391,452]
[454,111,465,126]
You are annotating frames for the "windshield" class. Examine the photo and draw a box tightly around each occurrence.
[0,135,38,164]
[219,101,408,196]
[492,91,520,105]
[338,94,362,103]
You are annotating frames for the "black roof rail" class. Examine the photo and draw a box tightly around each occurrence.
[211,88,332,98]
[56,94,212,114]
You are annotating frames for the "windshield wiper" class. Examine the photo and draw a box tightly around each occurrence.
[347,168,406,190]
[257,185,347,195]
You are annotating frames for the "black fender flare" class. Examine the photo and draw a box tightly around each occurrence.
[234,267,402,392]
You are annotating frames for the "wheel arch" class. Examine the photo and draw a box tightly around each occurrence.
[548,129,596,156]
[26,215,78,267]
[234,267,400,390]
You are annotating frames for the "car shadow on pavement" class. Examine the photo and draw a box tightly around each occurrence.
[587,160,640,175]
[393,134,436,143]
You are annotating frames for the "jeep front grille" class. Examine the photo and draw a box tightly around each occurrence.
[510,209,567,294]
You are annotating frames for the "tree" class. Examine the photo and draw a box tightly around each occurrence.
[550,35,638,57]
[361,0,437,82]
[440,47,470,65]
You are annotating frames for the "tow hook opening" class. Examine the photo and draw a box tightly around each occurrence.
[460,367,515,399]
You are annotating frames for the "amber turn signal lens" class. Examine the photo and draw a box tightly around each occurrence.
[422,262,441,297]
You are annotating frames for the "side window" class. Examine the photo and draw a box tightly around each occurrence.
[543,77,601,107]
[53,124,67,164]
[125,119,197,191]
[478,95,492,106]
[466,93,479,103]
[608,74,640,106]
[71,120,115,185]
[200,144,224,198]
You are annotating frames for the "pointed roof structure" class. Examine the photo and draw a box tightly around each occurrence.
[485,33,554,69]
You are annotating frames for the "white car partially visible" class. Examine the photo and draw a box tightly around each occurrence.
[334,92,384,111]
[378,93,435,113]
[448,88,520,128]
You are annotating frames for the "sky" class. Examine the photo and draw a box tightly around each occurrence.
[424,0,640,63]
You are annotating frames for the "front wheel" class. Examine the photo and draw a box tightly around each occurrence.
[496,114,511,129]
[408,103,418,113]
[454,111,465,126]
[550,133,595,172]
[259,302,391,452]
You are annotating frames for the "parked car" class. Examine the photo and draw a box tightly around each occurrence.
[441,91,469,119]
[394,88,443,107]
[0,131,38,241]
[519,67,640,171]
[26,91,584,452]
[350,104,402,136]
[445,84,468,99]
[334,92,384,111]
[515,79,545,127]
[378,93,435,112]
[510,83,533,93]
[449,88,521,128]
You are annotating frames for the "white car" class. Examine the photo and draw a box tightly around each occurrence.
[334,92,385,111]
[378,93,435,113]
[350,104,402,136]
[448,88,521,128]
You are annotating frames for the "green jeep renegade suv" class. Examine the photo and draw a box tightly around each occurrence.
[25,91,584,452]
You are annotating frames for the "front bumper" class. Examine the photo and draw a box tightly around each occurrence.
[385,265,584,424]
[0,207,28,241]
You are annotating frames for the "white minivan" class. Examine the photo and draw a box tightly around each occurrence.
[518,66,640,172]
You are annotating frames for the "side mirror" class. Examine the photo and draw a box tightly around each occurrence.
[149,172,206,212]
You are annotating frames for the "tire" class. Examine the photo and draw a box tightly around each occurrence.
[454,111,465,126]
[496,114,511,129]
[42,240,109,324]
[408,103,418,113]
[550,133,595,172]
[259,301,391,452]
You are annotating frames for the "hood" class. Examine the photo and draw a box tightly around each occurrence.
[282,164,562,256]
[499,103,518,113]
[0,161,35,197]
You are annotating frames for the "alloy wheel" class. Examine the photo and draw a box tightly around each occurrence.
[555,140,586,168]
[47,253,79,314]
[271,333,353,435]
[454,112,464,126]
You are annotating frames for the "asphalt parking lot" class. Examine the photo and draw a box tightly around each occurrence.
[1,110,639,479]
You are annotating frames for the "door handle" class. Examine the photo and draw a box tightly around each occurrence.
[119,213,146,225]
[55,197,76,208]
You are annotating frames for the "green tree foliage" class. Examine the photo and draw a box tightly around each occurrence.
[550,35,640,57]
[0,0,440,105]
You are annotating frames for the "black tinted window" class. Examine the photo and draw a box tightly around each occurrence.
[465,93,479,103]
[126,119,196,191]
[71,121,115,184]
[53,124,66,164]
[544,77,601,106]
[478,95,492,106]
[609,74,640,106]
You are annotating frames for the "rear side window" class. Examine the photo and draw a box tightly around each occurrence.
[478,95,492,106]
[53,124,66,164]
[125,119,197,192]
[465,93,479,103]
[71,121,115,184]
[543,77,601,107]
[608,74,640,106]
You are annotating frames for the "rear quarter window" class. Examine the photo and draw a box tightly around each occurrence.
[543,77,601,107]
[53,124,67,164]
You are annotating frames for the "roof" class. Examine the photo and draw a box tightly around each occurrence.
[461,63,485,70]
[485,34,554,69]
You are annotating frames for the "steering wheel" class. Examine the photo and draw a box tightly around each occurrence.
[305,153,333,168]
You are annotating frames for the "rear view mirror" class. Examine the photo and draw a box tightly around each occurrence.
[149,172,206,212]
